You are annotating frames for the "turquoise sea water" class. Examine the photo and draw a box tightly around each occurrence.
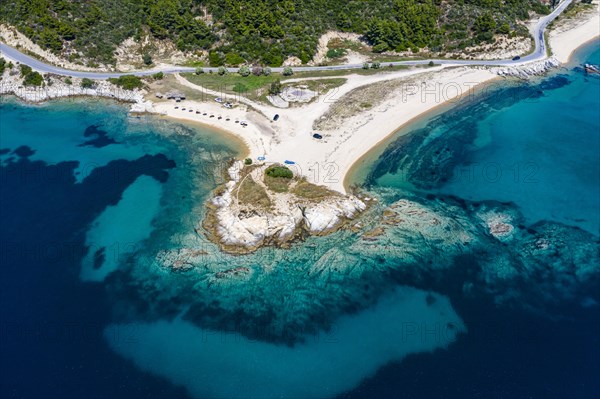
[1,41,599,399]
[371,42,600,235]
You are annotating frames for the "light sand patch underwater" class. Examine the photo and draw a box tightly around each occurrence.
[105,286,465,399]
[80,176,163,281]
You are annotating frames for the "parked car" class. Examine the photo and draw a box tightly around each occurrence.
[273,114,280,121]
[512,56,521,61]
[312,133,323,139]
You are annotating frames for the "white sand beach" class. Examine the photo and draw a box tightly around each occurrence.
[149,6,600,194]
[153,67,497,193]
[2,3,597,196]
[549,0,600,63]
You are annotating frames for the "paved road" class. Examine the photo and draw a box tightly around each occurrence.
[0,0,572,79]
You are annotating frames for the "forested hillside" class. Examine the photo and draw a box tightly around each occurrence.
[0,0,550,67]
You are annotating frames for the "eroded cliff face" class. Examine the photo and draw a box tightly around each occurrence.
[202,161,368,254]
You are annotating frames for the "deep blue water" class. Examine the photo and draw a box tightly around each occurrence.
[0,119,186,396]
[1,41,599,399]
[0,101,236,398]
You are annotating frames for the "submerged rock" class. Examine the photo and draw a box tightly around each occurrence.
[472,204,520,242]
[124,190,599,345]
[347,194,600,312]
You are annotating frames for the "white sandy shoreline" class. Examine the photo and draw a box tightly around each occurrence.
[1,5,598,196]
[147,6,600,194]
[150,66,499,193]
[549,1,600,63]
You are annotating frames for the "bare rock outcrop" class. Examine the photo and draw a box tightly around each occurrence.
[495,57,561,78]
[203,162,367,253]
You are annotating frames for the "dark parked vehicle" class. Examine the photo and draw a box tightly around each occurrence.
[312,133,323,139]
[512,56,521,61]
[273,114,280,121]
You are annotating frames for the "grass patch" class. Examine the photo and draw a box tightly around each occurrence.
[232,82,249,93]
[326,48,347,59]
[293,65,411,79]
[291,180,336,200]
[183,73,280,97]
[264,176,292,193]
[285,78,346,94]
[263,166,294,192]
[236,176,271,208]
[145,75,216,102]
[328,38,364,52]
[544,31,552,57]
[182,67,414,102]
[369,54,426,63]
[176,65,426,106]
[182,59,206,68]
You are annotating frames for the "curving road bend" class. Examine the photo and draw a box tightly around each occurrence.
[0,0,572,79]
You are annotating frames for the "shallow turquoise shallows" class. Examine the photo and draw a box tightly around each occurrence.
[372,41,600,235]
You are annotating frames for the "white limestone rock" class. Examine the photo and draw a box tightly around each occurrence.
[495,57,561,78]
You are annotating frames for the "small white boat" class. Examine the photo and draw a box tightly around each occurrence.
[584,63,600,74]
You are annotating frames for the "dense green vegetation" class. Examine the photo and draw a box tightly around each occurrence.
[80,78,95,88]
[17,63,44,86]
[0,0,214,65]
[269,80,283,95]
[20,64,32,77]
[23,71,43,86]
[365,0,441,53]
[0,58,7,75]
[0,0,550,66]
[265,166,294,179]
[108,75,144,89]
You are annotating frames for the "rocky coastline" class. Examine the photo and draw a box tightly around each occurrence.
[202,161,368,254]
[495,57,562,78]
[0,67,153,111]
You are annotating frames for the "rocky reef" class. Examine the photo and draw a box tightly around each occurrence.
[122,188,599,345]
[202,161,367,253]
[349,193,599,310]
